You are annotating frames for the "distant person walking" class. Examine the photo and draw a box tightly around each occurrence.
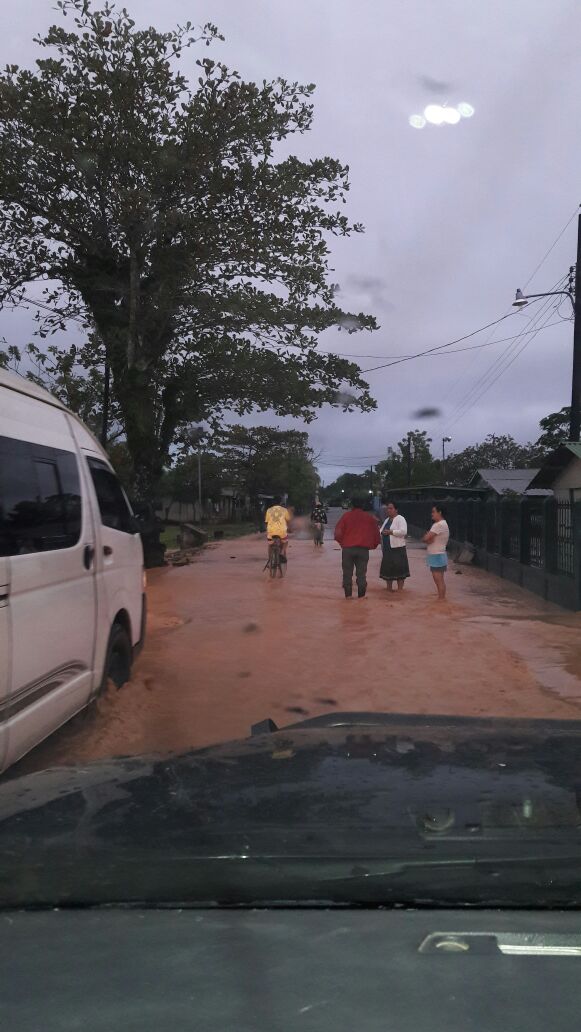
[310,501,328,544]
[423,504,450,600]
[379,501,410,593]
[334,497,381,599]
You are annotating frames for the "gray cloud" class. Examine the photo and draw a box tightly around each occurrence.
[418,74,454,94]
[1,0,579,488]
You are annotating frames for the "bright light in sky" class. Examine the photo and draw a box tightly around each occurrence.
[442,107,461,125]
[409,102,474,129]
[424,104,446,125]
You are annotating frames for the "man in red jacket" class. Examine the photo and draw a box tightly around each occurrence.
[334,497,381,599]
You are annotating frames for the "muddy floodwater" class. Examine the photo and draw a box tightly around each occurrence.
[10,509,581,777]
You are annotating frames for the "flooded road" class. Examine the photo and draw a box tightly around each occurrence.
[10,511,581,776]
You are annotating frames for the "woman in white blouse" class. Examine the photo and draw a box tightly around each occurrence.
[379,501,410,592]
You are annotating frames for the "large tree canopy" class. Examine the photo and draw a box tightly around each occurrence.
[0,0,376,494]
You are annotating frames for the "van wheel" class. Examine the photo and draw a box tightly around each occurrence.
[102,623,132,691]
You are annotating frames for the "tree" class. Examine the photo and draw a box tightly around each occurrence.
[0,1,376,496]
[535,406,571,457]
[0,336,122,441]
[376,430,437,489]
[212,425,318,511]
[445,434,538,485]
[159,449,226,517]
[322,471,370,504]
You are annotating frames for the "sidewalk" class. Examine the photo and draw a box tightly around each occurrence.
[11,532,581,775]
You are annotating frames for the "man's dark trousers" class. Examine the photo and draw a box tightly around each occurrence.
[341,546,369,598]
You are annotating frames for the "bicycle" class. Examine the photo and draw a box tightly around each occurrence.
[313,522,324,548]
[264,535,286,578]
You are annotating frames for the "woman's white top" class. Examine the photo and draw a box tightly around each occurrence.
[380,514,407,549]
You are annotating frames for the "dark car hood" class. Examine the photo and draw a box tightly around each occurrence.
[2,712,581,908]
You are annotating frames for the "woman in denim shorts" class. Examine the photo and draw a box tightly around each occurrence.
[423,504,450,601]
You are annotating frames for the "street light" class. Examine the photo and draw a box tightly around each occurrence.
[513,286,575,315]
[512,236,580,440]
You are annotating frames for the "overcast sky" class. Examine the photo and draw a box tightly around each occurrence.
[1,0,580,482]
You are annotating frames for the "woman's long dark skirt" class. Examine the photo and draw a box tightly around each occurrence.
[380,544,410,581]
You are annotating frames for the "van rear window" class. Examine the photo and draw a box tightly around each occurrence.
[87,458,135,534]
[0,436,82,555]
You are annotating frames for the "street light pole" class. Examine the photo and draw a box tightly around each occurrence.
[571,216,581,440]
[442,436,451,483]
[513,212,581,441]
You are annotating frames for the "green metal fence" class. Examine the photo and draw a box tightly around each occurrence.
[398,496,581,610]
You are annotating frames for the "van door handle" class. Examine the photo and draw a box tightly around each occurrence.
[83,545,95,570]
[103,545,113,557]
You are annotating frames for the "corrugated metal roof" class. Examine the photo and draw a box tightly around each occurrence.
[468,469,542,495]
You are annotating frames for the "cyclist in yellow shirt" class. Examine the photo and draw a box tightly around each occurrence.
[264,496,291,563]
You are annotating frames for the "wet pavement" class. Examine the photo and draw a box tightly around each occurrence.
[10,509,581,776]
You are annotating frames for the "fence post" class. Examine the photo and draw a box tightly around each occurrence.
[519,498,529,566]
[573,501,581,610]
[543,497,555,573]
[497,499,504,558]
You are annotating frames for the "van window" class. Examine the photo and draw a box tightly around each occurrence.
[0,436,82,556]
[87,458,135,534]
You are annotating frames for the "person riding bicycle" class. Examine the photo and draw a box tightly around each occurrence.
[310,501,327,542]
[264,495,291,563]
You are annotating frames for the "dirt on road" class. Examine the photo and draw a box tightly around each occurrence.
[12,521,581,776]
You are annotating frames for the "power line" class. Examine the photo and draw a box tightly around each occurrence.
[358,311,521,375]
[522,207,579,290]
[445,281,567,431]
[328,321,565,363]
[445,294,558,431]
[436,212,579,429]
[444,271,568,423]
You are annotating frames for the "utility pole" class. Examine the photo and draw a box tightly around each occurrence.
[407,433,412,488]
[197,449,202,514]
[570,214,581,441]
[100,358,110,447]
[369,465,374,494]
[442,436,452,485]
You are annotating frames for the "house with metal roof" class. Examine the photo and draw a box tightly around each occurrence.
[528,443,581,501]
[466,468,551,497]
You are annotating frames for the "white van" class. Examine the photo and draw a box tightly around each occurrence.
[0,368,146,773]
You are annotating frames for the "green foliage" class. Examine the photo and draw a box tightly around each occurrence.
[535,406,571,457]
[161,424,319,512]
[0,336,121,440]
[213,425,319,509]
[322,471,371,504]
[445,434,539,484]
[375,430,438,489]
[0,0,376,496]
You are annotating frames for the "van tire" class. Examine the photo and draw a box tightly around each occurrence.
[102,623,132,692]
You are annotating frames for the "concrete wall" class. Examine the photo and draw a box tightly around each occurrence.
[552,459,581,501]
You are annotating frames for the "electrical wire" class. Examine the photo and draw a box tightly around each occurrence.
[328,321,565,364]
[357,311,523,375]
[445,283,566,431]
[522,208,579,290]
[444,271,568,423]
[444,295,558,431]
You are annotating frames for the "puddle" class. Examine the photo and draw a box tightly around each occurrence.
[465,614,581,709]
